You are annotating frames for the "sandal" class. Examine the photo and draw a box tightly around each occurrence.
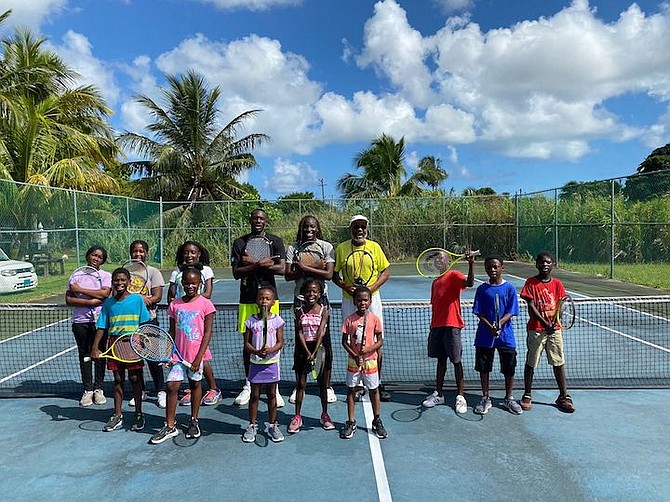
[555,394,575,413]
[520,394,533,411]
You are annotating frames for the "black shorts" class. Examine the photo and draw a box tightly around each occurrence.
[475,346,517,377]
[293,336,333,373]
[427,327,463,363]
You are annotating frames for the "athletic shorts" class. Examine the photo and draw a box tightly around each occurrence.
[105,336,143,372]
[427,327,463,363]
[346,369,379,390]
[166,361,204,382]
[237,300,279,333]
[525,329,565,367]
[475,346,517,377]
[293,338,333,373]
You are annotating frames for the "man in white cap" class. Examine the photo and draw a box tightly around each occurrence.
[333,214,392,401]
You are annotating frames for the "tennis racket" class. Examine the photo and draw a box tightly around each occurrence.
[69,265,102,292]
[130,324,192,367]
[245,235,275,262]
[357,312,367,371]
[309,344,325,380]
[84,335,140,363]
[296,241,325,268]
[261,304,269,350]
[554,295,576,331]
[123,259,149,294]
[416,248,480,278]
[343,249,375,287]
[494,293,501,336]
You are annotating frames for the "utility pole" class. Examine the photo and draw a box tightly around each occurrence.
[318,178,326,201]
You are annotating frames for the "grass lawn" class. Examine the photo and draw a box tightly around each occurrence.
[560,262,670,291]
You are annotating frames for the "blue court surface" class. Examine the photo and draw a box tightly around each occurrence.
[1,388,669,501]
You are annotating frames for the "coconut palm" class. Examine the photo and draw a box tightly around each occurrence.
[117,70,269,202]
[337,134,447,198]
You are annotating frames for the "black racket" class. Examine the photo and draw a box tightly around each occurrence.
[245,235,274,262]
[343,249,375,287]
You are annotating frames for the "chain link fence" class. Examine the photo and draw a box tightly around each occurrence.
[1,171,669,277]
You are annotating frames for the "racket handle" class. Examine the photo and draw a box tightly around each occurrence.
[83,355,92,362]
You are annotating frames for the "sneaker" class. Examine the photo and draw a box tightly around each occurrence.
[79,390,94,407]
[287,414,302,434]
[474,396,492,415]
[455,394,468,414]
[157,391,167,409]
[320,412,335,431]
[275,388,285,408]
[289,388,297,404]
[150,424,179,444]
[242,423,258,443]
[234,383,251,406]
[327,387,337,403]
[503,396,523,415]
[131,412,145,432]
[340,420,357,439]
[555,394,575,413]
[422,392,445,408]
[185,418,201,439]
[202,388,222,406]
[353,387,366,402]
[267,423,285,443]
[129,391,146,407]
[179,389,192,406]
[103,414,123,432]
[93,389,107,405]
[379,385,391,402]
[371,417,388,439]
[520,394,533,411]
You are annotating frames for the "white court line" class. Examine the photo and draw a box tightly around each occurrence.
[580,317,670,353]
[0,345,78,384]
[362,394,392,502]
[0,318,70,345]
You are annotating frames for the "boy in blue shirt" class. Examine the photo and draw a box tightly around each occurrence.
[472,255,522,415]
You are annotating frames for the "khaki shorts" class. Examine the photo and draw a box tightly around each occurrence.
[525,329,565,367]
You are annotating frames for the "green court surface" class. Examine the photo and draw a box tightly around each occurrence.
[1,387,668,501]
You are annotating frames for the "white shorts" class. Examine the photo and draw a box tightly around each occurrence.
[341,294,384,333]
[346,369,379,390]
[166,361,204,382]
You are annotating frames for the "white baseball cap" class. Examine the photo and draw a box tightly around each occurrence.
[349,214,369,226]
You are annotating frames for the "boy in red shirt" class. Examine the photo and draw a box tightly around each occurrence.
[422,250,475,413]
[519,251,575,413]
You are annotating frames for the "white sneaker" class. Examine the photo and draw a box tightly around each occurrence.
[79,390,94,407]
[129,391,146,407]
[327,386,337,403]
[276,388,285,408]
[455,394,468,414]
[157,391,167,409]
[234,382,251,406]
[422,392,445,408]
[93,389,107,405]
[289,388,297,404]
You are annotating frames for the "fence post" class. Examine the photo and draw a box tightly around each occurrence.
[126,197,131,246]
[515,190,520,256]
[159,196,164,269]
[74,191,81,266]
[554,188,559,264]
[610,179,615,279]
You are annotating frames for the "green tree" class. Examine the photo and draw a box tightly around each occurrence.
[0,21,119,191]
[337,134,446,198]
[623,144,670,202]
[117,70,269,202]
[637,143,670,173]
[560,180,621,200]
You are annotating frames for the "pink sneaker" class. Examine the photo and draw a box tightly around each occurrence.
[320,412,335,430]
[287,414,302,434]
[201,388,221,405]
[179,389,191,406]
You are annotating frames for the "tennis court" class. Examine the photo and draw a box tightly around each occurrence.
[1,265,669,500]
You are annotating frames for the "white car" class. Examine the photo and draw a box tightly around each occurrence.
[0,247,38,293]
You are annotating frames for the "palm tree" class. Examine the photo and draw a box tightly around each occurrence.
[0,24,119,191]
[117,70,269,202]
[337,134,447,198]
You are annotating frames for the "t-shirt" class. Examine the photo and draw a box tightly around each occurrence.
[231,233,286,304]
[169,265,214,300]
[473,281,519,349]
[520,276,567,331]
[342,310,381,374]
[69,269,112,324]
[245,313,285,364]
[145,264,165,320]
[96,293,151,337]
[286,238,335,298]
[431,270,468,329]
[334,239,390,300]
[168,295,216,363]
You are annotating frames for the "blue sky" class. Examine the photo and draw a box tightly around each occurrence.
[1,0,669,199]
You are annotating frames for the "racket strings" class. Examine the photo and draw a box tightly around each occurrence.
[246,237,271,261]
[112,337,140,362]
[131,329,174,360]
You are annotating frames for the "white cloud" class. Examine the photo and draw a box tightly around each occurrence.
[49,30,120,105]
[194,0,301,11]
[265,157,319,195]
[0,0,67,30]
[432,0,475,15]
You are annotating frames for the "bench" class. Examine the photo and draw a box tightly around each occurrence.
[26,252,66,276]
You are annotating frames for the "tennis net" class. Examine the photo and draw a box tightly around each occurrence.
[1,296,669,397]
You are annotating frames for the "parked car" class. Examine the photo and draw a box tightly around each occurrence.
[0,247,38,293]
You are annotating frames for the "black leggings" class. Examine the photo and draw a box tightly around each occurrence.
[72,323,107,392]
